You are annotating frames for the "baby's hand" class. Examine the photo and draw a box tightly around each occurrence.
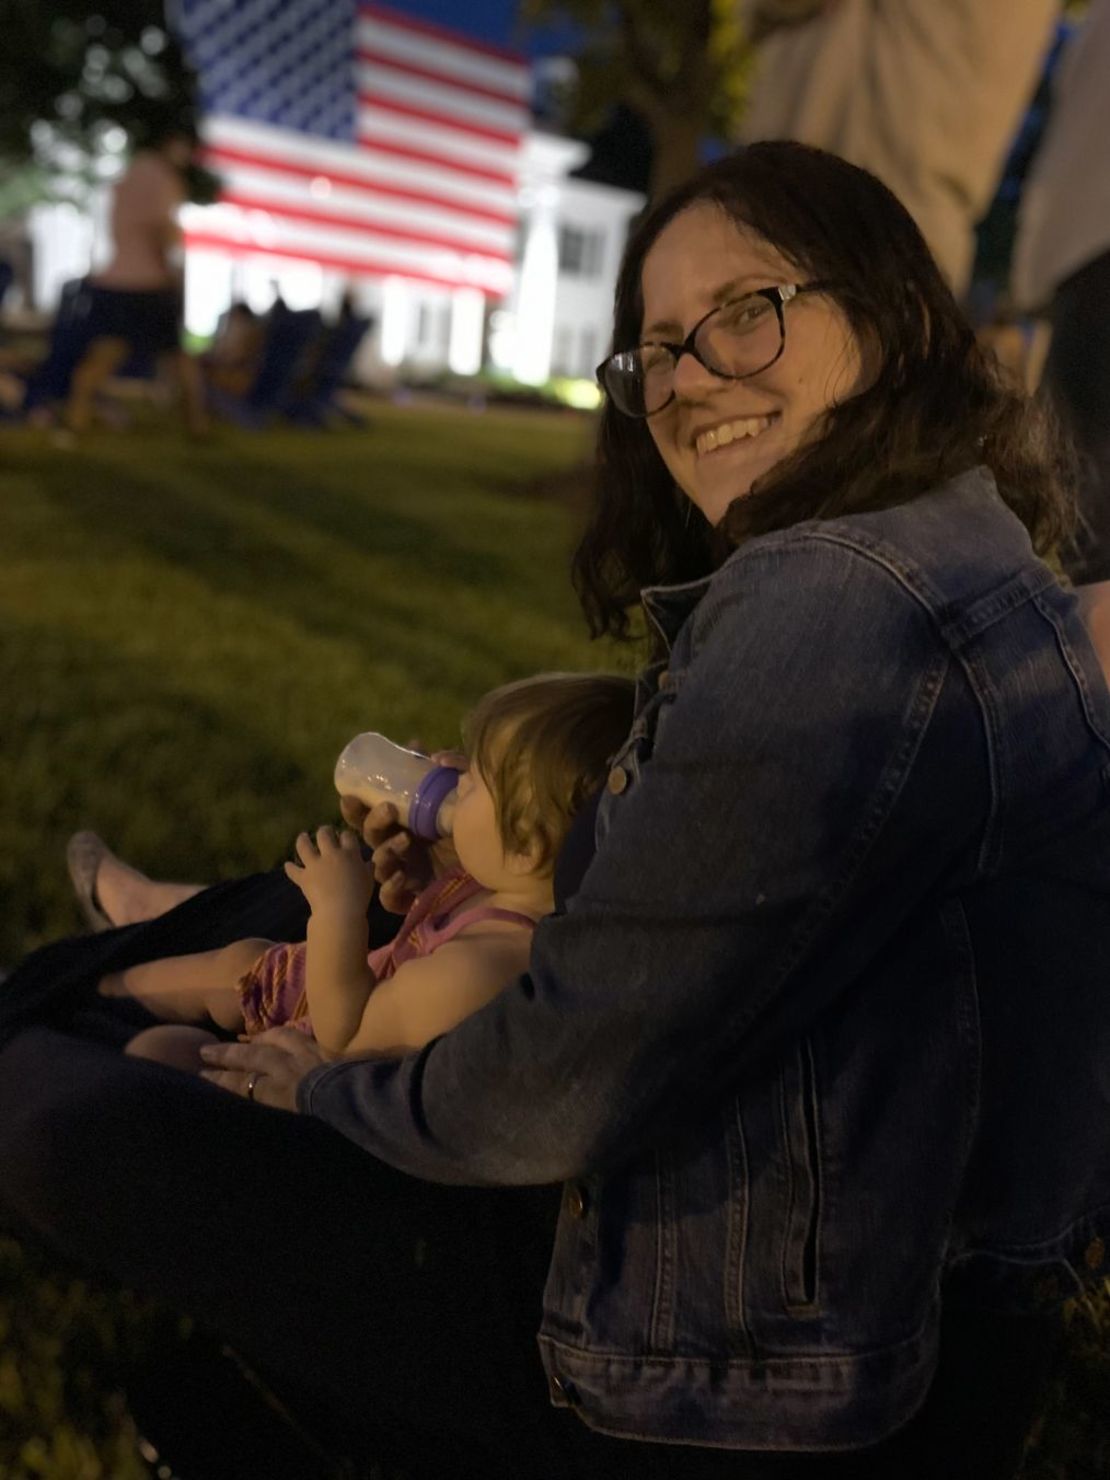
[284,827,374,917]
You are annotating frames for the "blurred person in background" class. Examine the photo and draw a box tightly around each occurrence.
[738,0,1059,297]
[1013,0,1110,584]
[64,121,209,437]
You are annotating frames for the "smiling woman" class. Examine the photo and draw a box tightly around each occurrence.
[636,210,869,524]
[577,141,1072,639]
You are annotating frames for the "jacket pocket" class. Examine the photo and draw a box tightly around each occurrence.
[779,1036,822,1312]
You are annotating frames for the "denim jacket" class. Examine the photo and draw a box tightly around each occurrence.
[301,468,1110,1450]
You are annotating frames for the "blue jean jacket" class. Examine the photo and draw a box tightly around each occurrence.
[301,468,1110,1450]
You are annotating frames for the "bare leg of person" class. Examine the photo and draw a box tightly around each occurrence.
[172,348,210,437]
[92,844,204,928]
[97,938,269,1031]
[66,337,130,434]
[125,1024,222,1072]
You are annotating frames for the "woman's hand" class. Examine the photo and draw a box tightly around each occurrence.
[284,826,373,916]
[198,1026,330,1110]
[338,750,464,915]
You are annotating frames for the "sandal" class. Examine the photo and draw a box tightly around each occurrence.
[66,831,115,932]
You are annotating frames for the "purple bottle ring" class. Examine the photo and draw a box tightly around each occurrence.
[409,764,459,841]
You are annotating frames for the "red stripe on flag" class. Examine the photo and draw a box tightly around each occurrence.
[356,46,528,111]
[184,230,509,296]
[217,189,512,263]
[201,144,516,228]
[356,91,522,149]
[358,2,526,66]
[353,129,517,187]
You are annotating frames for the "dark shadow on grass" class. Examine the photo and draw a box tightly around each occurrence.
[17,444,582,699]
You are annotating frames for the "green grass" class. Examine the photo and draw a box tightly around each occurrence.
[0,401,631,965]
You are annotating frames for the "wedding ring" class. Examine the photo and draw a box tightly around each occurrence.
[246,1071,261,1102]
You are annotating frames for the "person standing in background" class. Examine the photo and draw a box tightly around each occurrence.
[64,122,209,437]
[1013,0,1110,583]
[737,0,1059,296]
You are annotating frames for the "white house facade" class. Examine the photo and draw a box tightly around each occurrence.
[21,125,643,391]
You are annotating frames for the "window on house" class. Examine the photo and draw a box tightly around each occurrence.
[558,224,605,278]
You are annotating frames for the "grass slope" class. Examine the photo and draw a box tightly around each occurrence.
[0,403,626,964]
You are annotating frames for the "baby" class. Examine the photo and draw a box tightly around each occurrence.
[99,673,633,1069]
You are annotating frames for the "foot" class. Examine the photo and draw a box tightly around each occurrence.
[66,831,117,930]
[67,833,203,930]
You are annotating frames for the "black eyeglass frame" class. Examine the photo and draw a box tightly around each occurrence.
[596,281,836,420]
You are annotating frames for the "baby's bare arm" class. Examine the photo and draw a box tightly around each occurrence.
[337,928,533,1059]
[285,827,377,1053]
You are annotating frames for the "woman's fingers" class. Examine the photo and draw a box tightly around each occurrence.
[429,749,467,772]
[361,801,402,849]
[338,794,369,831]
[379,874,414,913]
[198,1030,325,1111]
[294,831,318,864]
[371,833,409,880]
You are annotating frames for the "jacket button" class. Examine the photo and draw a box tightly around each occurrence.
[607,766,628,795]
[564,1182,588,1219]
[1086,1237,1105,1270]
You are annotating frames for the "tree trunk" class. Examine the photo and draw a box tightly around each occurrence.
[648,110,707,200]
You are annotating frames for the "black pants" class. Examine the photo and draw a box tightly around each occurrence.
[0,870,1061,1478]
[1043,247,1110,585]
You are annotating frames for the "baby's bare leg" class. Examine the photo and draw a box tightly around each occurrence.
[125,1025,221,1073]
[98,938,271,1032]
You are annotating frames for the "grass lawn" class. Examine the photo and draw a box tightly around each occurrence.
[0,402,1107,1474]
[0,400,631,967]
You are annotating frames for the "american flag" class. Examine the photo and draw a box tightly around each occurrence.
[172,0,530,297]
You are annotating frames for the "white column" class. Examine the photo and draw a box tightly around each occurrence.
[380,275,410,367]
[511,183,559,386]
[448,286,485,376]
[184,250,233,338]
[27,202,95,309]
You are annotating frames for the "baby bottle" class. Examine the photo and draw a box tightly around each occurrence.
[333,733,458,841]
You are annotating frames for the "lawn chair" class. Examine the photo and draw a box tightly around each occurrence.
[283,313,372,427]
[20,278,95,415]
[207,302,324,429]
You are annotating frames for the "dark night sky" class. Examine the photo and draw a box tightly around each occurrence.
[382,0,571,57]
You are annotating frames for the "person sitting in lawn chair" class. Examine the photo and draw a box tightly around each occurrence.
[199,301,266,400]
[282,293,375,428]
[205,297,324,428]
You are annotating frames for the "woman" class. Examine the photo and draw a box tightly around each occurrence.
[3,143,1109,1478]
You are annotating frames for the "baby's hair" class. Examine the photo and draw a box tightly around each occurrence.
[462,672,635,873]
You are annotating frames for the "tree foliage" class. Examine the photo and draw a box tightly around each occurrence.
[0,1,202,196]
[520,0,754,199]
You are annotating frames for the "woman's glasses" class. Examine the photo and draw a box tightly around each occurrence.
[596,283,833,419]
